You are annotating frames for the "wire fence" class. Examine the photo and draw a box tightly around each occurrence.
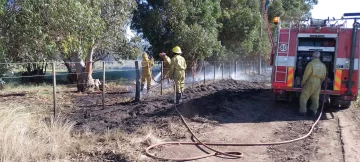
[0,60,273,117]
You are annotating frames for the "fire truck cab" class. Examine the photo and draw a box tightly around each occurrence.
[271,13,360,108]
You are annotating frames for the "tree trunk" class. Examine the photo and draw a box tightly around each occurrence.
[64,61,77,84]
[73,47,97,92]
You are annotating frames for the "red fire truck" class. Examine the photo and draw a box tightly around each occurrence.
[270,13,360,108]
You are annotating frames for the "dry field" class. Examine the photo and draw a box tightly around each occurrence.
[1,79,360,162]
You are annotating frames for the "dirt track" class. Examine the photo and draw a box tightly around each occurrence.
[64,79,360,162]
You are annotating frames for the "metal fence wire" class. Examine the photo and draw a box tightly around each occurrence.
[0,60,272,117]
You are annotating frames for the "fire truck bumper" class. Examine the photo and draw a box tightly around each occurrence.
[273,88,341,95]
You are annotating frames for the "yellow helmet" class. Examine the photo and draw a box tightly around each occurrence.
[172,46,182,54]
[142,52,148,59]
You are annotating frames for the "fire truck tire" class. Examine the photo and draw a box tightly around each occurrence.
[330,96,351,109]
[274,94,282,103]
[339,101,351,109]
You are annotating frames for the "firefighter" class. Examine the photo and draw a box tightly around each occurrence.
[141,52,154,92]
[159,52,171,82]
[169,46,187,104]
[299,51,327,117]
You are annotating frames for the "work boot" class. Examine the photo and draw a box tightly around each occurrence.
[147,88,150,93]
[140,84,144,92]
[307,111,316,117]
[309,111,321,120]
[297,112,307,117]
[176,93,181,104]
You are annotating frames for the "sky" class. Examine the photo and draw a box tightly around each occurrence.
[311,0,360,27]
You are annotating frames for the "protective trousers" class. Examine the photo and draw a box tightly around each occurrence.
[163,67,170,79]
[141,71,152,91]
[174,70,185,93]
[299,78,321,113]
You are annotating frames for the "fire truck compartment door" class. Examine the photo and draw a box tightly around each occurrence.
[275,56,296,66]
[298,46,335,52]
[297,33,338,38]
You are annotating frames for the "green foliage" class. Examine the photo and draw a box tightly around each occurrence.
[268,0,318,22]
[0,0,318,69]
[219,0,263,59]
[132,0,222,62]
[132,0,317,62]
[0,0,137,65]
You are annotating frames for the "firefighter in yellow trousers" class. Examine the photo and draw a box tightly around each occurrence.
[299,51,327,117]
[141,52,154,92]
[159,52,171,82]
[169,46,187,104]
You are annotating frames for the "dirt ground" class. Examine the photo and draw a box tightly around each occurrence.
[1,79,360,162]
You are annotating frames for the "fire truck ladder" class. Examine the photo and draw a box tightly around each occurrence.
[261,0,275,65]
[274,23,292,83]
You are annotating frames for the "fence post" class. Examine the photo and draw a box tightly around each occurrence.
[235,61,237,78]
[135,61,140,102]
[203,61,206,84]
[52,62,57,118]
[222,62,224,80]
[244,62,246,75]
[192,65,194,89]
[102,61,105,109]
[213,62,216,83]
[229,62,231,79]
[160,61,163,95]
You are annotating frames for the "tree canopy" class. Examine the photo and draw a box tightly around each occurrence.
[132,0,318,63]
[0,0,139,65]
[0,0,319,89]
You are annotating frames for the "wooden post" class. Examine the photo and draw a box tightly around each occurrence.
[229,62,231,79]
[160,61,163,95]
[192,66,194,89]
[203,61,206,84]
[235,62,237,78]
[213,62,216,83]
[102,61,105,109]
[52,62,57,118]
[135,61,140,102]
[222,62,224,80]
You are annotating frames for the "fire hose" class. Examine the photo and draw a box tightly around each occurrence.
[145,77,328,161]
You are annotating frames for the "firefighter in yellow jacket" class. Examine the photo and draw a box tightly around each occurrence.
[141,52,154,92]
[159,52,171,82]
[169,46,187,104]
[299,51,327,117]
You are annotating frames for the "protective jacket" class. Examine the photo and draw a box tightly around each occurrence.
[141,53,154,90]
[169,54,187,93]
[299,58,327,113]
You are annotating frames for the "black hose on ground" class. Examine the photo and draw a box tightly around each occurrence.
[145,77,328,161]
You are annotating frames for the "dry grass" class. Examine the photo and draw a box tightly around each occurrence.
[0,102,164,162]
[71,125,163,161]
[0,83,176,161]
[0,104,75,162]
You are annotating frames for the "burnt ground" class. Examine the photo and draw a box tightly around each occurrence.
[2,79,360,161]
[64,79,344,162]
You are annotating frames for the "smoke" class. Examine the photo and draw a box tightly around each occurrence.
[147,65,271,88]
[152,72,161,85]
[184,65,253,84]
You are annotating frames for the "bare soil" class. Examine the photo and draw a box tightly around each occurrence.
[2,79,360,162]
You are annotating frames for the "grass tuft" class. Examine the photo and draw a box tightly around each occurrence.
[0,104,75,162]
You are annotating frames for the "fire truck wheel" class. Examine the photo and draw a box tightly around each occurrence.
[274,94,282,103]
[339,101,351,109]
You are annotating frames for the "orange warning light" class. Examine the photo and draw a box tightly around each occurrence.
[273,17,280,25]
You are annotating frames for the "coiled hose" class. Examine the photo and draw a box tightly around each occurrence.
[145,78,328,161]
